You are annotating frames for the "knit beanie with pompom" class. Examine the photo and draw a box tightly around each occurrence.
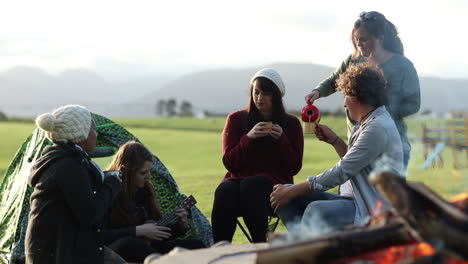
[35,105,93,144]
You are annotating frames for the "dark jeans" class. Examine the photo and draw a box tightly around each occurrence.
[277,191,355,236]
[108,236,205,263]
[211,176,274,243]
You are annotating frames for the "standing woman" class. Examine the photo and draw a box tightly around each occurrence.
[211,68,304,243]
[305,11,420,167]
[104,141,205,263]
[25,105,122,264]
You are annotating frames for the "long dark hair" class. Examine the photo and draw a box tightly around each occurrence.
[351,11,404,57]
[246,77,287,131]
[107,141,162,226]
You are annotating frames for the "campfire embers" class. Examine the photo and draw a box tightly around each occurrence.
[256,172,468,264]
[333,242,436,264]
[257,222,413,263]
[370,172,468,260]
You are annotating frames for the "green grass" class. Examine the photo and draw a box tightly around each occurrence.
[1,116,467,244]
[0,122,35,179]
[114,117,226,132]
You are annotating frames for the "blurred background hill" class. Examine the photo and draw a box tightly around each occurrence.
[1,63,467,118]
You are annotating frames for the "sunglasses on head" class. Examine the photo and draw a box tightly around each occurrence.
[359,11,383,21]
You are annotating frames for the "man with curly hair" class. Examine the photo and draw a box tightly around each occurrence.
[270,63,404,235]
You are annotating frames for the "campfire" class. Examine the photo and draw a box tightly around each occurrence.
[256,172,468,264]
[145,172,468,264]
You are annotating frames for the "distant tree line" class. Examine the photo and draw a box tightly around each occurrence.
[156,98,194,117]
[0,110,7,121]
[154,100,349,118]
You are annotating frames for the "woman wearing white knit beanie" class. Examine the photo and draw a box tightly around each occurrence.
[25,105,122,264]
[35,104,93,145]
[211,69,304,243]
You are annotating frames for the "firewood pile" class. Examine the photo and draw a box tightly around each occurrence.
[256,172,468,264]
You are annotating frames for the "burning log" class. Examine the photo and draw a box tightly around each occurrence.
[143,172,467,264]
[256,222,413,264]
[336,244,468,264]
[256,172,468,264]
[450,193,468,214]
[334,242,439,264]
[370,171,468,260]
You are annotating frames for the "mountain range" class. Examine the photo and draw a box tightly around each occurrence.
[0,64,467,117]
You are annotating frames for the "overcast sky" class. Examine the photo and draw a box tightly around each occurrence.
[1,0,467,80]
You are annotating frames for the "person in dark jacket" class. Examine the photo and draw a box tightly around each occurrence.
[211,68,304,243]
[104,141,205,263]
[25,105,122,264]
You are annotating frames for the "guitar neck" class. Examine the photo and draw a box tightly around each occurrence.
[157,211,177,227]
[156,195,196,227]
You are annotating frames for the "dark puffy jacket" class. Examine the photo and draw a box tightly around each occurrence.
[25,142,121,264]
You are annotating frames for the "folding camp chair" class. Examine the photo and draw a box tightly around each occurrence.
[236,213,280,243]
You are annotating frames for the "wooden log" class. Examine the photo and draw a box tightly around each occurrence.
[256,222,412,264]
[370,171,468,260]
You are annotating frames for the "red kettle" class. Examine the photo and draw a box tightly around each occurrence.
[301,103,320,134]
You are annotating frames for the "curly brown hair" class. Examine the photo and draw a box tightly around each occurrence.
[336,63,387,107]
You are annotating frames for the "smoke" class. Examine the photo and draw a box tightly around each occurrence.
[270,212,347,247]
[369,154,406,182]
[271,154,404,247]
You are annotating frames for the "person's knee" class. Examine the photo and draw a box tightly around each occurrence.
[301,201,354,235]
[213,182,240,214]
[183,239,206,249]
[108,236,143,251]
[302,202,338,229]
[276,194,305,218]
[276,201,293,219]
[109,237,154,262]
[300,203,332,234]
[303,202,333,220]
[240,176,273,195]
[277,204,302,232]
[214,182,238,200]
[239,177,272,208]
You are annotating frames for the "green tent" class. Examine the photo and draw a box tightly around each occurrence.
[0,114,213,264]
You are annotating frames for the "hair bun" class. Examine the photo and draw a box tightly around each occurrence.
[35,113,56,132]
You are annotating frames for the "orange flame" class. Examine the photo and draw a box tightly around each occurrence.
[332,194,468,263]
[450,193,468,214]
[333,242,468,264]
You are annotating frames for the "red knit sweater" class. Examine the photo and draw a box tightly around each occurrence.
[222,110,304,185]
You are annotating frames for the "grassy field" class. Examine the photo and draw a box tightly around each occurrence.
[1,116,467,244]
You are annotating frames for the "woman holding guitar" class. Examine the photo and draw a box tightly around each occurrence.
[104,141,205,263]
